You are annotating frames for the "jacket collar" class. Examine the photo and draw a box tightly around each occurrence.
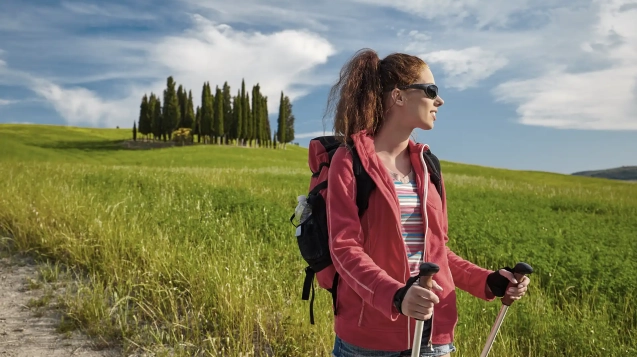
[350,130,429,207]
[350,129,429,178]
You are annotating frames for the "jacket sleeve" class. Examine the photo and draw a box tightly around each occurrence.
[326,147,404,320]
[440,174,496,301]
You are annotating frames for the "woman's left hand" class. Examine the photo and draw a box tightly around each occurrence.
[498,269,530,301]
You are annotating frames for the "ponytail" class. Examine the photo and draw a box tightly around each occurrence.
[325,48,384,144]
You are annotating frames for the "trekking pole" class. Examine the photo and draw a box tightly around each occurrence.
[479,262,533,357]
[411,262,440,357]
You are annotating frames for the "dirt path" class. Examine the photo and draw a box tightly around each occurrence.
[0,254,120,357]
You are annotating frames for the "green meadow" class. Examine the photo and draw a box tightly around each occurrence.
[0,123,635,356]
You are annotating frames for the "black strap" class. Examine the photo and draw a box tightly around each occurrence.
[302,267,316,325]
[422,149,442,197]
[349,145,375,217]
[330,272,340,315]
[302,268,340,325]
[308,180,327,198]
[312,162,330,177]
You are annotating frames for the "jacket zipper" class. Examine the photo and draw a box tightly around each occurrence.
[399,222,409,348]
[419,145,435,350]
[378,143,435,351]
[388,170,411,348]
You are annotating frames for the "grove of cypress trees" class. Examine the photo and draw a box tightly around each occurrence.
[137,77,293,148]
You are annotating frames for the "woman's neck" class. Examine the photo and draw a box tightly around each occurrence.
[373,123,412,159]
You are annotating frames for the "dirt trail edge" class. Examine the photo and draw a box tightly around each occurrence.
[0,254,121,357]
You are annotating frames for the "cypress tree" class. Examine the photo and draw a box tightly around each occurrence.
[138,94,150,140]
[149,94,158,140]
[284,95,295,144]
[252,84,259,145]
[163,76,181,138]
[262,96,270,146]
[182,90,195,130]
[240,79,246,143]
[200,82,213,143]
[177,84,186,128]
[153,97,164,141]
[194,105,201,143]
[222,82,232,142]
[132,121,137,141]
[277,91,287,145]
[214,85,224,143]
[148,94,158,140]
[235,90,243,145]
[245,92,252,146]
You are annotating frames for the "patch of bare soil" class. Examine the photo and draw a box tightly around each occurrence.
[120,140,182,150]
[0,254,120,357]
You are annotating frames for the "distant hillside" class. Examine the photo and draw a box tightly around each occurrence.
[572,166,637,181]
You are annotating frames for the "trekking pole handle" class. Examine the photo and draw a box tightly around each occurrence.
[501,262,533,306]
[411,262,440,357]
[418,262,440,289]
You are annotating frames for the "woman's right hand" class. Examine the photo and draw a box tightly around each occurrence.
[400,280,443,320]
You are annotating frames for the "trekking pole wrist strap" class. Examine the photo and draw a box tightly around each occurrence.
[393,275,420,315]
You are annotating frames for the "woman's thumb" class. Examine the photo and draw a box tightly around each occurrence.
[432,279,443,292]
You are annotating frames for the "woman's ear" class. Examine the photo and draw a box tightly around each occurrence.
[392,88,405,106]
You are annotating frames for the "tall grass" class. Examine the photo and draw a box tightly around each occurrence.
[0,124,636,356]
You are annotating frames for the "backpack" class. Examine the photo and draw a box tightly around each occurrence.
[291,135,443,325]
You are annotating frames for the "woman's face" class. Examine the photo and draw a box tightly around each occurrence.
[399,67,445,131]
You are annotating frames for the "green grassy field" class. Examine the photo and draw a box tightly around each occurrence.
[1,123,635,356]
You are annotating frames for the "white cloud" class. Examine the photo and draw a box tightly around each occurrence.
[419,47,508,90]
[151,15,336,112]
[493,0,637,130]
[394,0,637,131]
[0,53,133,127]
[30,78,136,128]
[0,12,336,128]
[493,66,637,130]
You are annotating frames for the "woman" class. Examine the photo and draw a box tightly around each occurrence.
[325,48,530,357]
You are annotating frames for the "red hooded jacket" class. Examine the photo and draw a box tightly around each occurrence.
[325,130,496,351]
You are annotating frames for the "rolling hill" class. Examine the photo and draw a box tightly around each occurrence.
[572,166,637,181]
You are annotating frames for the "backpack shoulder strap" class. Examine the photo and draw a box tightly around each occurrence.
[346,144,376,217]
[422,148,442,197]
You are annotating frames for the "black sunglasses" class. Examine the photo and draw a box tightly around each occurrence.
[397,83,438,99]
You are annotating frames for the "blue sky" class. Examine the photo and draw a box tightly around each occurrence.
[0,0,636,174]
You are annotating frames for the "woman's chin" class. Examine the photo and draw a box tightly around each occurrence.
[420,121,434,131]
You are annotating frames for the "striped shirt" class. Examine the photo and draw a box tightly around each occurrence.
[394,179,425,276]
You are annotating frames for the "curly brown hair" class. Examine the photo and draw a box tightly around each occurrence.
[324,48,428,144]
